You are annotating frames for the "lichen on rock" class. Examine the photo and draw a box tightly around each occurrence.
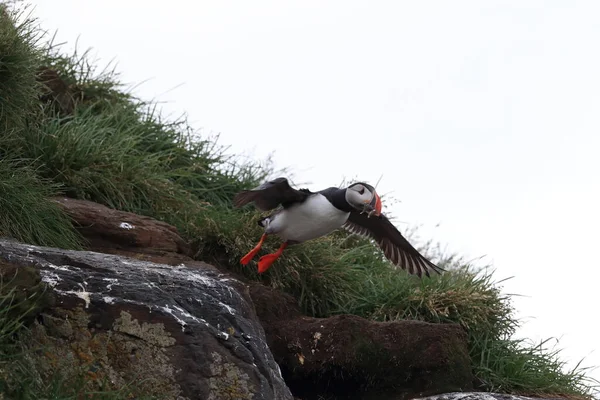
[208,352,255,400]
[4,305,184,399]
[113,310,176,347]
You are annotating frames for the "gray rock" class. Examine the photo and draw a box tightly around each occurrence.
[0,238,293,400]
[415,392,565,400]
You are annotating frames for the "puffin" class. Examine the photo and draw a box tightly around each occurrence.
[233,177,443,277]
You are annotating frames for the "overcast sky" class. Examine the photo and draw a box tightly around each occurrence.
[32,0,599,384]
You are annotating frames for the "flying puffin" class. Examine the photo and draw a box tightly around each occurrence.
[233,177,443,277]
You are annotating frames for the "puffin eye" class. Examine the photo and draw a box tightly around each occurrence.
[358,187,365,195]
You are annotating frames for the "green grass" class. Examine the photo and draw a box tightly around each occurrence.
[0,3,43,136]
[0,2,597,399]
[0,4,81,250]
[474,336,597,397]
[0,160,83,250]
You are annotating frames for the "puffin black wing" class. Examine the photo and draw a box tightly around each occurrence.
[233,177,311,211]
[343,212,444,277]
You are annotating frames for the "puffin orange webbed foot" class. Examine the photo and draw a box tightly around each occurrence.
[240,233,267,265]
[257,242,288,273]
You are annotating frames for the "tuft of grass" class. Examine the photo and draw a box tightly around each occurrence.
[0,160,82,249]
[0,3,82,250]
[0,270,41,346]
[17,98,271,231]
[474,336,599,398]
[0,3,43,136]
[23,105,205,216]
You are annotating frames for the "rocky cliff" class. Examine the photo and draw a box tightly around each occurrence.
[0,197,509,399]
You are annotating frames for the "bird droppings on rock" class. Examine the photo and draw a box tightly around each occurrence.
[54,282,92,308]
[102,277,119,291]
[219,300,236,315]
[158,304,203,332]
[119,222,134,230]
[40,270,61,287]
[172,304,202,322]
[46,262,81,272]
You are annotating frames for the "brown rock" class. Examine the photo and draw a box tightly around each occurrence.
[264,313,473,400]
[53,196,192,260]
[244,267,474,400]
[247,282,302,324]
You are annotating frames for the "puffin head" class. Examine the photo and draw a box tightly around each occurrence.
[345,182,382,217]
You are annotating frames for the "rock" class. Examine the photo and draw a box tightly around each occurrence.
[248,279,473,399]
[0,238,293,400]
[246,266,474,400]
[53,196,192,262]
[247,283,302,324]
[415,393,565,400]
[263,312,473,400]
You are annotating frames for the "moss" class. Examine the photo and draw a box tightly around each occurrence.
[351,338,390,378]
[440,333,474,391]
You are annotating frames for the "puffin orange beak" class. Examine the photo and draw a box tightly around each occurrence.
[373,193,382,216]
[364,192,382,217]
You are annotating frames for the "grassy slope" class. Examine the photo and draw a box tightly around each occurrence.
[0,3,597,399]
[0,4,82,250]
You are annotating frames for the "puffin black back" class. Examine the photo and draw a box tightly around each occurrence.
[318,187,353,212]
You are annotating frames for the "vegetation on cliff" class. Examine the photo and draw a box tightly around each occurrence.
[0,3,597,399]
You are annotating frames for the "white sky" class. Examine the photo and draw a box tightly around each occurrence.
[32,0,599,386]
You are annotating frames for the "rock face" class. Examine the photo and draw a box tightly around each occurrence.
[262,312,473,400]
[0,238,293,400]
